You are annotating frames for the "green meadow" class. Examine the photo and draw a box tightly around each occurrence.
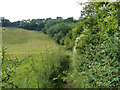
[2,27,70,88]
[3,27,61,57]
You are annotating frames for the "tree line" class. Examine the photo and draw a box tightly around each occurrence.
[2,17,78,47]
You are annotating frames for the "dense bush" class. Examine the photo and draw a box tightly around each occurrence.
[46,22,74,44]
[72,35,119,88]
[63,20,84,50]
[69,2,119,88]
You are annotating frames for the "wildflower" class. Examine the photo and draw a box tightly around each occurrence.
[27,83,29,86]
[19,59,21,62]
[101,50,105,52]
[7,68,11,71]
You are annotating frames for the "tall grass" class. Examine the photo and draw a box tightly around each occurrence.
[2,27,70,88]
[2,48,70,88]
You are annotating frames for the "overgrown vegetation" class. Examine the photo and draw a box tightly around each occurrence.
[69,2,120,88]
[1,1,119,88]
[2,47,70,88]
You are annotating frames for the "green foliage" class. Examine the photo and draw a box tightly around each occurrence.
[2,48,70,88]
[75,35,119,88]
[41,19,58,34]
[64,17,77,23]
[10,21,20,27]
[70,2,119,88]
[19,19,45,31]
[47,22,73,44]
[2,27,70,88]
[3,17,77,32]
[1,18,11,27]
[63,20,84,50]
[2,1,119,88]
[2,48,31,88]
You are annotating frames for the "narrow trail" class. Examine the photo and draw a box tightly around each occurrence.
[64,35,81,88]
[73,36,81,54]
[72,35,84,66]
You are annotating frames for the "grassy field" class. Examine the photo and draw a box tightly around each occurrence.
[2,27,70,88]
[2,27,62,57]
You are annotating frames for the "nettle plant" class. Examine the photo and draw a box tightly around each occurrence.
[2,47,30,88]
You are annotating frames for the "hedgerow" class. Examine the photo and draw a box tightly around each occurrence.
[69,2,119,88]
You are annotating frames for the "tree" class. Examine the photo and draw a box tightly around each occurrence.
[1,18,11,27]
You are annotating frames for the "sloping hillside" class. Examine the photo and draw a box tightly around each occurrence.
[2,27,61,57]
[2,27,70,88]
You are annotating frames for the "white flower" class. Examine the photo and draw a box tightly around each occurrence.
[99,7,103,10]
[7,68,11,71]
